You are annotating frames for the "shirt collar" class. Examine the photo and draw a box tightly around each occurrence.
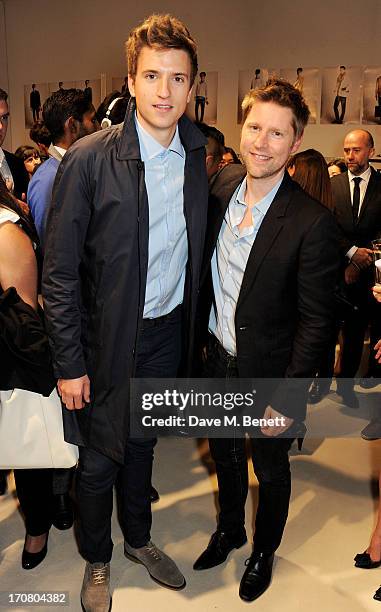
[230,174,283,229]
[134,112,184,162]
[348,166,372,184]
[235,174,284,213]
[54,145,66,158]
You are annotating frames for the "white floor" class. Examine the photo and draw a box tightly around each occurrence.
[2,398,381,612]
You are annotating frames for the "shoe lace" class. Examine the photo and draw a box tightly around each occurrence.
[91,565,108,585]
[147,543,162,561]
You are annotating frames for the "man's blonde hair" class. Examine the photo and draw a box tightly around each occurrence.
[242,79,310,138]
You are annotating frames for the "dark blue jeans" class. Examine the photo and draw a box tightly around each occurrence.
[205,335,293,555]
[77,306,182,563]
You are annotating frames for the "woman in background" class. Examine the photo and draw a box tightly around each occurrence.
[14,145,41,181]
[287,148,333,209]
[328,158,347,178]
[0,176,53,569]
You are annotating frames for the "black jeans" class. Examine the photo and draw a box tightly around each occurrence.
[195,97,206,122]
[76,305,182,564]
[334,95,347,122]
[205,335,293,555]
[14,469,54,536]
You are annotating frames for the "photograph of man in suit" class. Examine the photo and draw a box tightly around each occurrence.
[30,83,41,121]
[331,130,381,408]
[193,79,339,602]
[333,65,350,123]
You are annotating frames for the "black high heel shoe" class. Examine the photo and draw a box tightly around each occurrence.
[354,551,381,569]
[22,533,48,570]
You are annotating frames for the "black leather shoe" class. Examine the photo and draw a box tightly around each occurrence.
[239,551,274,602]
[22,534,48,570]
[193,529,247,570]
[354,551,381,568]
[374,585,381,601]
[308,380,331,404]
[150,486,160,503]
[52,494,74,530]
[0,472,7,496]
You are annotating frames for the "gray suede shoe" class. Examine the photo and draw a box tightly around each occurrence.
[80,562,112,612]
[124,540,186,590]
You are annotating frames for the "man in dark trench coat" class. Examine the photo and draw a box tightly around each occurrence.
[42,14,208,612]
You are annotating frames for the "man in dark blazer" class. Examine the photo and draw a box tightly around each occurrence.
[193,80,339,602]
[0,88,28,200]
[43,15,207,611]
[331,130,381,407]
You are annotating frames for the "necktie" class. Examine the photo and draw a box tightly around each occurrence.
[352,177,362,222]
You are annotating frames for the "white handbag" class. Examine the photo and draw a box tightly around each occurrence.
[0,387,78,469]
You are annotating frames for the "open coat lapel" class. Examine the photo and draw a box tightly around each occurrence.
[237,173,294,309]
[357,167,377,225]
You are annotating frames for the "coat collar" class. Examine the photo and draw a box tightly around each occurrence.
[237,172,294,306]
[202,167,294,287]
[116,97,207,161]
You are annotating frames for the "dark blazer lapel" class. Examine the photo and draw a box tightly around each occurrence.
[237,173,293,309]
[201,165,246,283]
[357,167,377,225]
[339,172,352,222]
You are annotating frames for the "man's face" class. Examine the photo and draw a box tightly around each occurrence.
[343,131,374,175]
[240,101,302,182]
[75,105,100,140]
[128,46,192,144]
[0,99,10,148]
[339,67,345,76]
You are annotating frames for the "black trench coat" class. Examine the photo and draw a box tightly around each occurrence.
[42,99,208,463]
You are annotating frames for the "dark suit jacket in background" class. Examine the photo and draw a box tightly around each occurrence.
[3,149,29,200]
[332,168,381,257]
[198,165,340,422]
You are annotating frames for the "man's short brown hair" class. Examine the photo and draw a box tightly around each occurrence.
[126,14,198,87]
[242,79,310,138]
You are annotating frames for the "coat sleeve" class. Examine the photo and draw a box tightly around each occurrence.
[270,209,340,421]
[42,146,93,379]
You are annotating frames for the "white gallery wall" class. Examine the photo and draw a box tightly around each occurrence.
[1,0,381,156]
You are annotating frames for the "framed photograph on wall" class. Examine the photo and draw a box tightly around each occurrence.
[362,67,381,125]
[279,67,319,124]
[74,79,101,110]
[186,70,218,125]
[320,66,362,124]
[237,68,276,124]
[24,82,49,128]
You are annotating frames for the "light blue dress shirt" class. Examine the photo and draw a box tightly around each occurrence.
[209,175,283,355]
[135,115,187,318]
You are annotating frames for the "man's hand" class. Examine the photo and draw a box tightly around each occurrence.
[375,339,381,363]
[351,247,373,269]
[260,405,294,437]
[58,375,90,410]
[345,262,360,284]
[373,285,381,303]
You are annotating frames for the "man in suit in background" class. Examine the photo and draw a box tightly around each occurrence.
[0,88,28,200]
[30,84,41,122]
[193,80,339,602]
[331,130,381,407]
